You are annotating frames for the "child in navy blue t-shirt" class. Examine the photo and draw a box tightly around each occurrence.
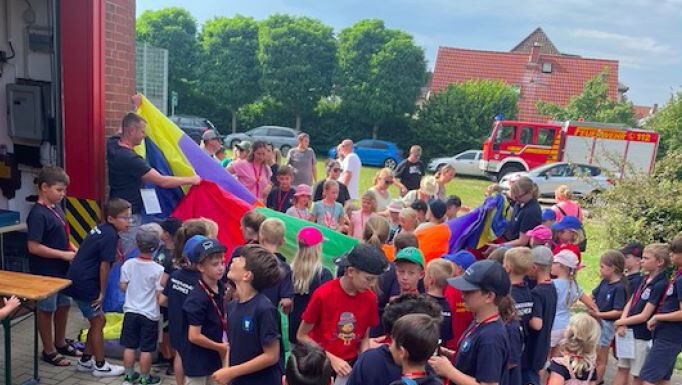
[622,241,644,293]
[266,165,296,213]
[591,250,628,385]
[425,259,454,345]
[387,314,443,385]
[213,244,285,385]
[639,236,682,385]
[500,295,523,385]
[284,341,333,385]
[502,247,534,374]
[546,313,600,385]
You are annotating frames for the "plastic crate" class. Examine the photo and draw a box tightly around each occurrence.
[5,255,29,273]
[0,210,19,227]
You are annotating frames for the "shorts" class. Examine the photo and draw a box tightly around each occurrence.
[74,299,103,320]
[551,328,565,348]
[37,292,71,312]
[599,320,616,346]
[521,368,541,385]
[617,338,651,377]
[120,312,159,353]
[185,376,217,385]
[639,337,682,383]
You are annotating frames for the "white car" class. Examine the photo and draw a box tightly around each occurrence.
[427,150,485,177]
[499,162,614,199]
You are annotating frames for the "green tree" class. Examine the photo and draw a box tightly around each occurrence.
[536,69,637,125]
[259,15,337,130]
[408,80,518,160]
[136,7,200,113]
[336,20,427,139]
[200,16,261,133]
[645,91,682,157]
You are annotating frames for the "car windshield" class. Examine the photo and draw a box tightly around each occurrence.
[531,163,567,176]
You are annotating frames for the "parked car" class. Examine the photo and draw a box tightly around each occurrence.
[427,150,485,177]
[499,162,614,199]
[328,139,403,169]
[169,115,217,143]
[223,126,299,154]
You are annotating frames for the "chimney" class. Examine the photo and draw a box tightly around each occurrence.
[529,42,541,64]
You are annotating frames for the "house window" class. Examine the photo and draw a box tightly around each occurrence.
[542,62,552,73]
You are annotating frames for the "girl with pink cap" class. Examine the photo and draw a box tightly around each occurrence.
[286,184,313,220]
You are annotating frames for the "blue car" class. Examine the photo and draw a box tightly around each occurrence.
[328,139,403,169]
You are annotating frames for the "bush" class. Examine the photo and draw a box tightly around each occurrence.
[593,152,682,244]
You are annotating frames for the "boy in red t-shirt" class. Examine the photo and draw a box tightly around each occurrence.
[442,250,476,350]
[297,244,388,380]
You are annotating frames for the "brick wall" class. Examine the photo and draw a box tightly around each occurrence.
[104,0,136,136]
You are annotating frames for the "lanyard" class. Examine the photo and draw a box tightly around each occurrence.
[630,275,654,307]
[402,371,427,379]
[38,201,71,250]
[277,189,290,212]
[456,313,499,357]
[323,202,336,228]
[293,207,308,219]
[252,162,264,198]
[198,280,228,334]
[657,269,682,313]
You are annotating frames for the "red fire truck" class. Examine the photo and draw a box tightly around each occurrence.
[479,120,659,181]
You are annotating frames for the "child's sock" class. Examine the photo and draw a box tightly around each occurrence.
[124,367,135,377]
[95,360,106,368]
[81,354,92,363]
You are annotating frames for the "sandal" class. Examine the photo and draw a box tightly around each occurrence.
[55,342,82,357]
[42,351,71,366]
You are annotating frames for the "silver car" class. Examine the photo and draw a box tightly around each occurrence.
[224,126,300,154]
[427,150,485,177]
[499,162,614,199]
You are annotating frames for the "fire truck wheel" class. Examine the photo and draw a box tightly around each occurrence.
[497,164,524,181]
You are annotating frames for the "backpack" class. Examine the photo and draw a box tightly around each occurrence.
[555,205,588,252]
[551,356,595,385]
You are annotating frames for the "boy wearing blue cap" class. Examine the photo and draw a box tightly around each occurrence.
[443,250,476,350]
[541,209,556,228]
[551,216,583,262]
[428,260,511,385]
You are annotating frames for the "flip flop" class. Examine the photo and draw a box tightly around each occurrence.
[55,342,82,357]
[42,351,71,367]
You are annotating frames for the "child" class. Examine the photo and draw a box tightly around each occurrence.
[348,294,443,385]
[428,260,511,385]
[267,165,296,213]
[230,210,266,262]
[284,341,333,385]
[297,244,387,380]
[442,250,476,350]
[120,224,165,385]
[488,247,508,264]
[524,246,558,385]
[410,200,428,224]
[542,208,556,228]
[614,244,670,385]
[446,195,470,220]
[500,295,523,385]
[0,296,21,320]
[502,247,534,366]
[349,191,378,239]
[416,199,447,232]
[525,225,553,248]
[67,198,131,377]
[183,238,230,384]
[310,180,348,232]
[398,207,419,234]
[639,236,682,385]
[551,216,583,262]
[550,250,598,357]
[388,314,443,385]
[26,166,78,367]
[286,184,313,220]
[213,244,285,385]
[290,227,333,344]
[622,241,644,294]
[258,218,295,314]
[546,313,600,385]
[425,258,454,345]
[591,250,628,385]
[387,200,403,243]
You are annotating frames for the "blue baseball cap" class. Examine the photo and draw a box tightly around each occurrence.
[542,208,556,222]
[552,216,582,231]
[183,235,207,264]
[443,250,476,270]
[447,260,511,297]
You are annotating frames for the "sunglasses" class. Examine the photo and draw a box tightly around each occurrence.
[385,179,394,184]
[332,168,342,172]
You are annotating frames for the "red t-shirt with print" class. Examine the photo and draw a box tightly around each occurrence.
[301,278,379,361]
[444,285,473,350]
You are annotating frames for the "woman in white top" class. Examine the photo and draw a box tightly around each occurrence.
[434,164,456,201]
[551,185,584,222]
[368,168,395,212]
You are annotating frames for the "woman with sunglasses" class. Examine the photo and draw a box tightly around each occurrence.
[313,159,351,207]
[490,176,542,249]
[368,168,396,213]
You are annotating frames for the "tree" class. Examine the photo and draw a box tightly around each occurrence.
[536,69,637,126]
[199,16,261,133]
[259,15,337,130]
[645,91,682,157]
[408,80,518,160]
[136,7,200,113]
[336,20,427,139]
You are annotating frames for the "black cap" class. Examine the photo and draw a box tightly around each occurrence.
[621,241,644,259]
[157,217,182,236]
[192,239,227,262]
[335,244,388,275]
[447,260,511,297]
[429,199,447,220]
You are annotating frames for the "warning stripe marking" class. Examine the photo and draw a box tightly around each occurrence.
[65,197,100,247]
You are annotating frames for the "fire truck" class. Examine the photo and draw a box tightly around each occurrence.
[479,120,660,181]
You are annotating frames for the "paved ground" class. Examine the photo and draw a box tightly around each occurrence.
[1,305,682,385]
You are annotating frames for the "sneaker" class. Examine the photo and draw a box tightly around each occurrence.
[92,361,126,377]
[122,372,140,385]
[76,358,95,372]
[139,374,161,385]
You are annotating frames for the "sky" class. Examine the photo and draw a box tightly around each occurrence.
[137,0,682,107]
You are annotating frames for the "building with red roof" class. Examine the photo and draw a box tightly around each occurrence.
[430,28,620,122]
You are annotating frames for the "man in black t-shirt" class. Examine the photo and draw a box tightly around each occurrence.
[107,112,200,255]
[394,145,425,195]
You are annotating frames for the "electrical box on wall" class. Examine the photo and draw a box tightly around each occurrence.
[6,84,47,141]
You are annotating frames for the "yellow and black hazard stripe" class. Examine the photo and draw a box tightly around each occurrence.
[65,197,101,247]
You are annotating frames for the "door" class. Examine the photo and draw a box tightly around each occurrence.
[248,126,270,142]
[354,140,375,165]
[454,151,478,175]
[537,164,573,197]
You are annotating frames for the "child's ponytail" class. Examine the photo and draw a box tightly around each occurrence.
[561,313,600,376]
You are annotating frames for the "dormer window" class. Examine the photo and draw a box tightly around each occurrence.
[542,62,553,73]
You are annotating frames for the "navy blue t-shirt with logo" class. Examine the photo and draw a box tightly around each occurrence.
[652,272,682,341]
[628,273,644,298]
[163,268,200,351]
[65,223,119,301]
[592,279,627,315]
[429,294,453,344]
[456,319,510,385]
[510,282,533,354]
[506,319,524,385]
[227,293,282,385]
[628,273,667,340]
[182,280,225,378]
[524,282,558,371]
[27,204,70,278]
